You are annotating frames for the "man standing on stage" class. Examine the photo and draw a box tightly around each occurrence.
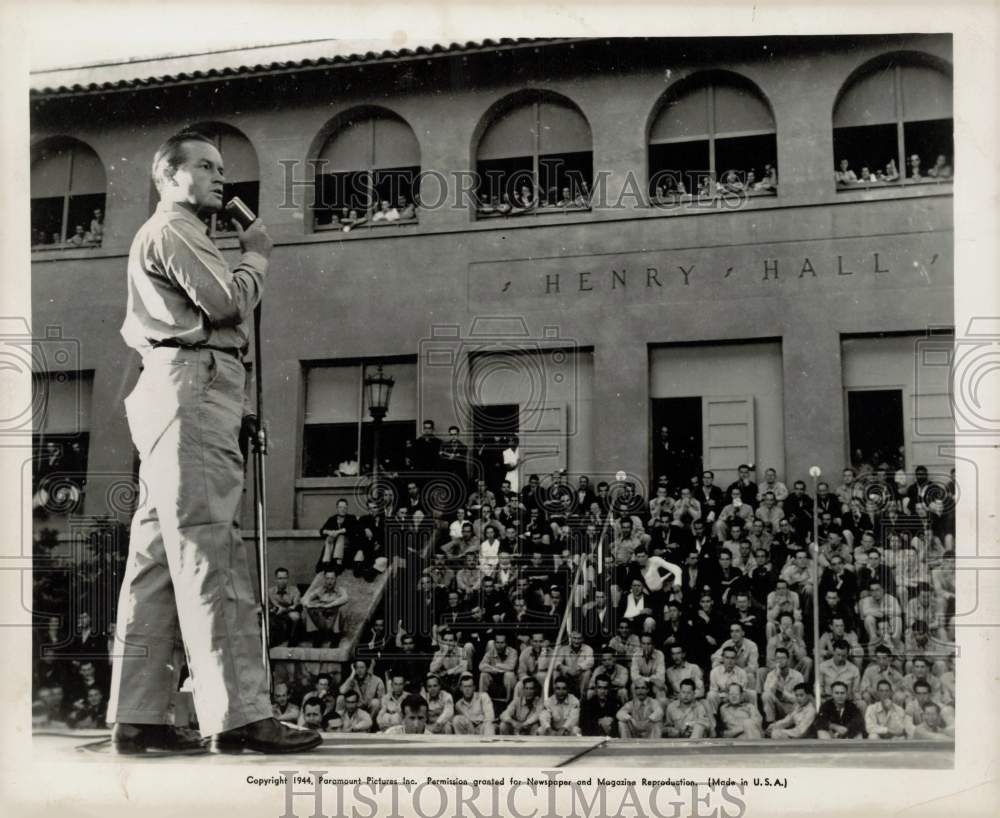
[107,130,321,754]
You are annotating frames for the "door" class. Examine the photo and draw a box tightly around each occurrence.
[701,395,755,487]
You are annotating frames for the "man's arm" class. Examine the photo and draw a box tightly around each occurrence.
[160,217,268,328]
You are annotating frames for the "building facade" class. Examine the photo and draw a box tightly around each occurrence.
[30,35,954,536]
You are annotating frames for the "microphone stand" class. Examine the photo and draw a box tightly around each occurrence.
[252,301,272,690]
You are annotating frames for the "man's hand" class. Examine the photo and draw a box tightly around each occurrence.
[239,414,259,461]
[237,219,273,259]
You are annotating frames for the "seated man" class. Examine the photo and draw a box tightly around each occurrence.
[422,674,455,734]
[581,677,620,737]
[267,567,303,646]
[539,676,582,736]
[865,680,906,740]
[765,683,816,739]
[452,673,496,736]
[665,678,712,739]
[618,579,656,635]
[665,645,704,701]
[429,630,469,692]
[815,681,865,740]
[588,649,630,704]
[66,686,107,730]
[499,677,544,735]
[551,630,595,696]
[328,690,373,733]
[903,680,954,738]
[765,579,802,638]
[631,634,667,700]
[719,682,764,739]
[707,646,751,714]
[337,658,384,722]
[860,645,905,706]
[911,702,954,740]
[384,695,432,735]
[859,582,903,643]
[478,634,518,701]
[300,700,326,732]
[711,623,760,691]
[301,570,349,648]
[301,673,337,719]
[271,682,301,724]
[617,679,664,739]
[767,612,811,678]
[376,675,408,732]
[517,631,552,690]
[761,647,805,723]
[818,640,862,705]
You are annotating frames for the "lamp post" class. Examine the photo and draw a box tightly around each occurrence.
[364,365,395,488]
[808,465,822,708]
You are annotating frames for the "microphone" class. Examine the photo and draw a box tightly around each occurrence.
[223,196,257,230]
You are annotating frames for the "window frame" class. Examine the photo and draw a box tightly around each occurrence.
[301,359,417,478]
[30,142,107,250]
[647,79,778,204]
[833,62,953,193]
[313,116,420,233]
[475,99,594,219]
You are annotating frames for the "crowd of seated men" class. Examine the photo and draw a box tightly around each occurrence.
[267,442,957,741]
[32,612,113,730]
[835,153,952,187]
[337,196,418,232]
[32,208,104,248]
[651,165,778,203]
[476,181,593,217]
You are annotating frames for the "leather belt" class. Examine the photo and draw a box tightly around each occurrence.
[150,339,241,359]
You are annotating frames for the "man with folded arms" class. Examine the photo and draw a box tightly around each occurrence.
[815,681,865,739]
[665,679,712,738]
[451,674,496,736]
[617,679,664,739]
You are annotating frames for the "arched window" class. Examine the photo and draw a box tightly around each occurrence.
[475,96,593,217]
[192,124,260,235]
[833,56,953,188]
[648,74,777,200]
[31,139,106,248]
[313,112,420,230]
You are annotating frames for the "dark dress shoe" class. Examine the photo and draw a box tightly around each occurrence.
[210,717,323,754]
[111,723,205,754]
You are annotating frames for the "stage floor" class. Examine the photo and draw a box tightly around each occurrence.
[34,730,954,770]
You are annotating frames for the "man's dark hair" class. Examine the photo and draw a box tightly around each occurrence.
[401,694,428,715]
[152,130,216,192]
[679,679,696,690]
[793,683,809,694]
[832,639,849,652]
[275,567,289,576]
[831,681,848,692]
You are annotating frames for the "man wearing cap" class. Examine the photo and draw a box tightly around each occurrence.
[109,130,320,754]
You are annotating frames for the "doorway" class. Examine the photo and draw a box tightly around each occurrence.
[847,389,905,471]
[472,403,519,491]
[651,397,703,492]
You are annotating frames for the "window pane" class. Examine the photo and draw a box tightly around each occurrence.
[713,83,774,135]
[35,370,93,433]
[900,64,952,122]
[31,196,65,245]
[373,117,421,169]
[538,152,592,203]
[648,140,710,192]
[649,85,709,142]
[66,193,106,244]
[362,362,416,422]
[832,123,898,182]
[305,365,361,424]
[318,119,372,170]
[68,146,106,195]
[31,145,72,198]
[903,119,954,177]
[833,65,897,128]
[302,423,359,477]
[314,171,371,225]
[475,156,534,203]
[373,166,419,208]
[477,104,536,161]
[714,134,778,181]
[537,101,591,155]
[218,131,259,182]
[360,420,416,474]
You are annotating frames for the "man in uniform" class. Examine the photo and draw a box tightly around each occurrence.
[107,131,321,754]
